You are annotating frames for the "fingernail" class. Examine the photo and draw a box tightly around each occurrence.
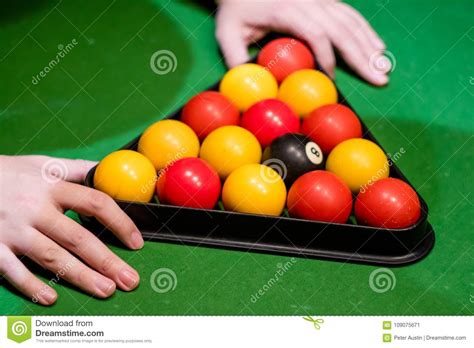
[96,277,115,296]
[119,269,139,290]
[131,231,144,249]
[373,74,389,86]
[375,40,386,50]
[39,288,57,305]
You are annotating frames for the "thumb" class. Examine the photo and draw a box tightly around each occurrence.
[216,21,250,67]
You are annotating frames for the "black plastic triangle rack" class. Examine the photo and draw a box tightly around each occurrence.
[80,70,434,267]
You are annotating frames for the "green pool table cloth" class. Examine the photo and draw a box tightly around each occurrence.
[0,0,473,316]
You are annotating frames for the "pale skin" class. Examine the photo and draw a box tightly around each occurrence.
[0,0,388,305]
[216,0,390,85]
[0,156,143,305]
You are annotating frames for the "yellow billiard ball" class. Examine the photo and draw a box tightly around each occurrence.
[326,138,389,193]
[219,63,278,112]
[278,69,337,117]
[222,164,287,216]
[138,119,200,170]
[94,150,157,202]
[199,125,262,179]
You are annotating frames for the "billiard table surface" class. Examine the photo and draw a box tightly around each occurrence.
[0,0,473,316]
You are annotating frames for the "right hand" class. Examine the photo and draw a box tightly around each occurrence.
[0,155,144,305]
[216,0,390,85]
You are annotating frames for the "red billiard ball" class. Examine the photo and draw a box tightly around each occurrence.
[156,158,221,209]
[181,91,240,141]
[287,170,353,223]
[301,104,362,155]
[241,99,299,148]
[257,38,315,82]
[355,178,421,228]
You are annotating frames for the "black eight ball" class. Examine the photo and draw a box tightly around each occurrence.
[262,133,324,187]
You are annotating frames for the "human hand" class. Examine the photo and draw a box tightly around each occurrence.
[216,0,390,85]
[0,155,143,305]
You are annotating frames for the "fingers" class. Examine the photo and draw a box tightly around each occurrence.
[38,211,140,291]
[319,4,388,85]
[0,243,57,306]
[315,8,388,86]
[298,26,336,78]
[60,158,97,183]
[52,182,143,250]
[26,155,96,183]
[335,3,386,50]
[214,0,389,86]
[215,18,250,67]
[23,230,117,298]
[326,5,375,59]
[272,7,336,77]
